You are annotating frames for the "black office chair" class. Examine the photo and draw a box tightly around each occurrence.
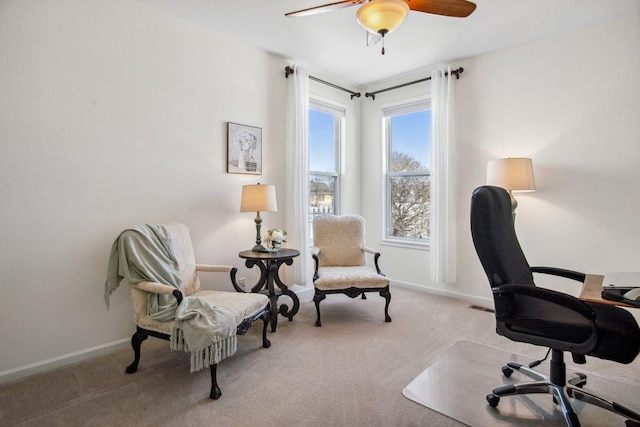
[470,185,640,427]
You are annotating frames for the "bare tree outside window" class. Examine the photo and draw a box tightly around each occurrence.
[390,152,430,239]
[385,101,431,244]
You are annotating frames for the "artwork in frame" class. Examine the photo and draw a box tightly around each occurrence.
[227,122,262,175]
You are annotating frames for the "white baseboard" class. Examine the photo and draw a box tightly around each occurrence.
[289,284,314,302]
[390,279,494,310]
[0,338,130,385]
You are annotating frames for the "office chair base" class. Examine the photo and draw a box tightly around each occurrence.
[487,361,640,427]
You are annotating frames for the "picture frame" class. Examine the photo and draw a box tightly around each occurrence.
[227,122,262,175]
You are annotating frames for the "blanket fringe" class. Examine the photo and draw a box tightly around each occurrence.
[170,328,237,373]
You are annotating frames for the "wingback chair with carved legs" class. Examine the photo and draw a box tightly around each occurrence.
[105,223,271,400]
[311,214,391,327]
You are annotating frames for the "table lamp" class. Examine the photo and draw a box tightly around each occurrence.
[486,157,536,216]
[240,183,277,252]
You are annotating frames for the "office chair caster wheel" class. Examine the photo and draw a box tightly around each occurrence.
[501,366,513,378]
[487,394,500,408]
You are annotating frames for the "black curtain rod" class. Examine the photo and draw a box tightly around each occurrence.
[285,66,361,100]
[364,67,464,100]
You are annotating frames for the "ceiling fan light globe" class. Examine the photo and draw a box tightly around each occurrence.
[356,0,409,35]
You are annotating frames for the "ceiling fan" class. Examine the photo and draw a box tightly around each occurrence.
[285,0,477,54]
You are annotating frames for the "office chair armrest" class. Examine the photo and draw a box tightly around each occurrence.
[531,266,586,282]
[493,284,596,320]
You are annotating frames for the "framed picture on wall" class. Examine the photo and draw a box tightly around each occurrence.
[227,122,262,175]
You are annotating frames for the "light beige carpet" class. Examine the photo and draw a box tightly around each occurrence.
[2,286,639,426]
[403,340,640,426]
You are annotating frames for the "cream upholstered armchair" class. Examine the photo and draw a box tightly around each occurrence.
[311,214,391,327]
[105,223,271,400]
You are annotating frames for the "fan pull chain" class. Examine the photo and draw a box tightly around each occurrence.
[380,30,386,55]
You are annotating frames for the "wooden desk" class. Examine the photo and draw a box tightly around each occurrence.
[580,274,636,308]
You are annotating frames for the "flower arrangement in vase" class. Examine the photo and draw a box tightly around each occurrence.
[265,228,287,251]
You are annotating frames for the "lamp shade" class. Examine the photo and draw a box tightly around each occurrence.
[356,0,409,35]
[240,183,277,213]
[486,158,536,192]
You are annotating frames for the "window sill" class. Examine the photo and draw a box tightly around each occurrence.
[380,238,430,251]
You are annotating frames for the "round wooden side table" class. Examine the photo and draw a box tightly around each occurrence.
[238,249,300,332]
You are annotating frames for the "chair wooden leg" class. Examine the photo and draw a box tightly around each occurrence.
[125,329,148,374]
[209,364,221,399]
[261,310,271,348]
[380,288,392,322]
[313,291,326,327]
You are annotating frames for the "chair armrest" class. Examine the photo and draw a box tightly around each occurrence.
[195,264,234,273]
[493,284,596,320]
[311,247,320,281]
[132,281,183,304]
[361,246,384,276]
[196,264,243,293]
[531,266,586,283]
[132,281,175,294]
[492,283,598,354]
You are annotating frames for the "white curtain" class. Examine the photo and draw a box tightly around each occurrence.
[430,66,457,284]
[286,65,312,286]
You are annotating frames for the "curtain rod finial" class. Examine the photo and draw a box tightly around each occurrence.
[285,66,294,78]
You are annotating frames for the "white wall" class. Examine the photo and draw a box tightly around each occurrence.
[0,0,290,379]
[2,0,638,381]
[457,14,640,300]
[362,14,640,305]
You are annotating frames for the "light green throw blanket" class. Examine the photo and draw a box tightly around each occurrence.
[105,224,182,320]
[104,224,237,371]
[171,296,237,372]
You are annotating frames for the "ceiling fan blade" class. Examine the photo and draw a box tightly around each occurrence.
[406,0,476,18]
[285,0,364,17]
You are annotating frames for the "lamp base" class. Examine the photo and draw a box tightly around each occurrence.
[251,213,270,252]
[509,190,518,221]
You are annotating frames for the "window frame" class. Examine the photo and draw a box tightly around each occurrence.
[381,97,432,249]
[308,98,345,239]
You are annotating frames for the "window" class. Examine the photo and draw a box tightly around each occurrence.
[309,99,344,238]
[383,100,431,245]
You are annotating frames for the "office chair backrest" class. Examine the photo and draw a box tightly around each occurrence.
[470,186,534,288]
